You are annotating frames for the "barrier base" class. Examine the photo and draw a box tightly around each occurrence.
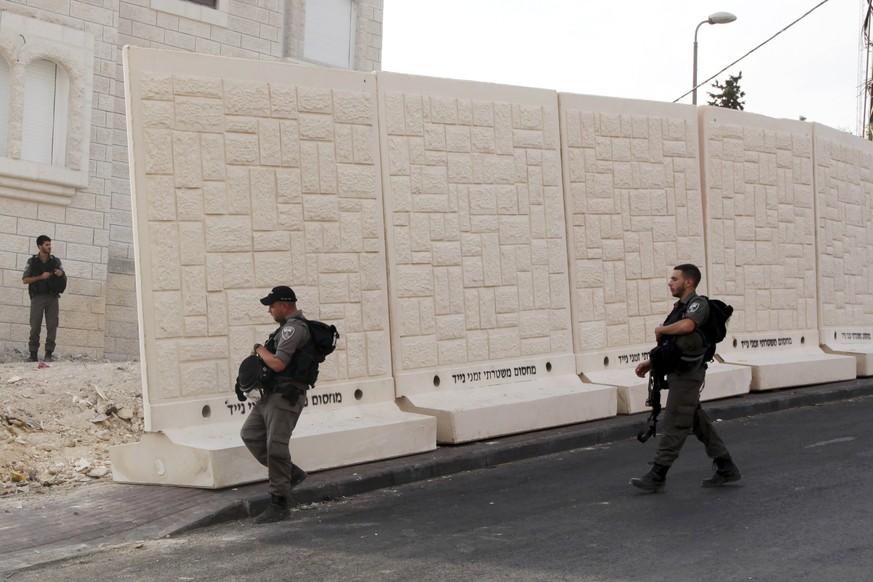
[822,344,873,377]
[109,403,436,488]
[719,348,856,391]
[583,362,751,415]
[396,379,616,444]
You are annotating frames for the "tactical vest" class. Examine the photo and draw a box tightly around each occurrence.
[27,255,61,299]
[651,296,709,374]
[264,319,311,395]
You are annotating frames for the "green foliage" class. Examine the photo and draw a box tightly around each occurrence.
[707,72,746,110]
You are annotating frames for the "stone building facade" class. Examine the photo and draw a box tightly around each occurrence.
[0,0,383,359]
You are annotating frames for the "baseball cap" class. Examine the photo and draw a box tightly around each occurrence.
[260,285,297,305]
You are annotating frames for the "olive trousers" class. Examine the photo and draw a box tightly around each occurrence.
[240,391,305,498]
[29,293,59,354]
[654,367,730,467]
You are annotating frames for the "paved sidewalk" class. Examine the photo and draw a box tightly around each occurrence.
[3,377,873,574]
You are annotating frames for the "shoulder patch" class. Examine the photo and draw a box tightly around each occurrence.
[687,301,701,313]
[281,326,295,341]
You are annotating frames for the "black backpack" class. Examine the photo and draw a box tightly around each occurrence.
[28,255,66,297]
[288,319,340,388]
[47,272,67,295]
[698,296,734,361]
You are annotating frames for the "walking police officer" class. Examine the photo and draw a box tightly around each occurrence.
[238,286,311,524]
[630,264,741,492]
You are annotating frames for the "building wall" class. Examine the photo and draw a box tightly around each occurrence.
[0,4,111,358]
[0,0,384,359]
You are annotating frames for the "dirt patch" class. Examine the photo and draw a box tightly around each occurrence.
[0,355,143,499]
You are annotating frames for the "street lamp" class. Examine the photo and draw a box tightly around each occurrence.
[692,11,737,105]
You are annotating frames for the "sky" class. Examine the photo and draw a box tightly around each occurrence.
[381,0,862,134]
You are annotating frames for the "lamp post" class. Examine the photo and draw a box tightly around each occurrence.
[693,11,737,105]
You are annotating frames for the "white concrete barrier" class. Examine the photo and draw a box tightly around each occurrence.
[111,47,435,487]
[558,94,748,408]
[111,50,873,485]
[821,330,873,377]
[378,73,616,444]
[578,347,751,414]
[699,108,856,390]
[718,332,855,392]
[814,123,873,377]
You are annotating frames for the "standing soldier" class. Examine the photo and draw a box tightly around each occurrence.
[22,235,66,362]
[630,264,742,492]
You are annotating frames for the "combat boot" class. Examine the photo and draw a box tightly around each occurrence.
[290,464,308,489]
[29,352,38,362]
[630,463,669,493]
[254,495,290,524]
[44,351,53,362]
[702,455,742,487]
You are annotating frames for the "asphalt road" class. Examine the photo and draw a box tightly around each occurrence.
[14,395,873,582]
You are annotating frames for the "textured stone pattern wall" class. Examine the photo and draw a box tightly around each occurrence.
[107,0,289,359]
[814,124,873,328]
[562,100,704,352]
[703,111,817,334]
[105,0,385,359]
[382,85,571,372]
[135,68,387,402]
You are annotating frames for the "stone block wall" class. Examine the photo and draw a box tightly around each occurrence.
[106,0,384,359]
[116,48,873,435]
[814,122,873,336]
[560,94,704,368]
[700,107,818,341]
[0,0,384,360]
[379,74,573,394]
[125,48,391,430]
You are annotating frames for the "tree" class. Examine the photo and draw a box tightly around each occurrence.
[707,72,746,110]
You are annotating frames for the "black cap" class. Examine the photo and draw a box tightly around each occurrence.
[260,285,297,305]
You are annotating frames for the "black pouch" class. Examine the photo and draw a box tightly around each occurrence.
[651,339,705,374]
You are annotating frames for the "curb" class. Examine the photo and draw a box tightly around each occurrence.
[173,377,873,534]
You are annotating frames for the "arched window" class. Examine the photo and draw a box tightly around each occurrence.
[0,56,10,157]
[22,59,69,166]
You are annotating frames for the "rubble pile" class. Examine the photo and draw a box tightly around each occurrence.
[0,357,143,497]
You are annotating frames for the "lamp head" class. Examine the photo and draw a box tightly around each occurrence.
[708,12,737,25]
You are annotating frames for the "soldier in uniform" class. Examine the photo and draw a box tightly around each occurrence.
[630,264,741,492]
[238,286,311,523]
[21,235,66,362]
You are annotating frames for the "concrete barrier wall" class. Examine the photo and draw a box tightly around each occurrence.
[561,95,705,363]
[700,107,855,389]
[114,47,435,487]
[378,74,615,443]
[814,122,873,375]
[560,95,750,412]
[116,48,873,484]
[379,74,572,386]
[124,48,399,431]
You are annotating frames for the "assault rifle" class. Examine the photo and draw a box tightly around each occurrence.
[637,370,668,443]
